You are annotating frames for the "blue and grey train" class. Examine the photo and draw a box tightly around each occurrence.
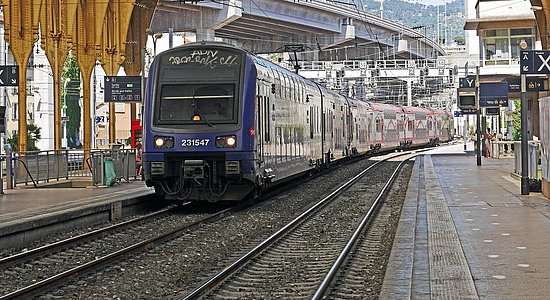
[142,42,453,202]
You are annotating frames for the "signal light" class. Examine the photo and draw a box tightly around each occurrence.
[193,115,201,121]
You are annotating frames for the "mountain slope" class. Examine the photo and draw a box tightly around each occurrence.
[357,0,465,45]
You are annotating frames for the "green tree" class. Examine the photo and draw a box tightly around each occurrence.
[7,124,42,152]
[62,55,82,149]
[512,100,521,141]
[454,35,465,45]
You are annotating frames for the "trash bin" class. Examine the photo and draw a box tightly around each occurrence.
[104,158,117,187]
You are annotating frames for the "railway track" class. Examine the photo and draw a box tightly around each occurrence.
[0,149,425,299]
[0,203,236,299]
[182,152,416,299]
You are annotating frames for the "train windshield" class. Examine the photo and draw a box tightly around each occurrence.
[158,83,236,125]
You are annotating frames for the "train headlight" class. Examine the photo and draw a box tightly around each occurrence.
[155,138,164,148]
[154,136,174,148]
[226,136,236,147]
[215,135,237,148]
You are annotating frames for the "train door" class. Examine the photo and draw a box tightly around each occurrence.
[404,112,413,145]
[367,111,376,146]
[427,116,434,141]
[257,82,271,166]
[397,110,404,147]
[321,93,338,164]
[408,113,415,142]
[347,102,354,155]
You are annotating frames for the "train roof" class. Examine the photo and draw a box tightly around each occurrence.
[402,106,433,114]
[368,102,402,113]
[427,108,448,116]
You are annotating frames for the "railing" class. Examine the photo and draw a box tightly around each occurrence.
[490,141,515,159]
[90,148,137,186]
[512,141,542,180]
[298,59,441,71]
[8,147,139,188]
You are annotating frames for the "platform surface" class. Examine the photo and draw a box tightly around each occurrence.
[381,142,550,299]
[0,180,154,236]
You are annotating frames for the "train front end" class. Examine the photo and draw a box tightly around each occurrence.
[142,43,257,201]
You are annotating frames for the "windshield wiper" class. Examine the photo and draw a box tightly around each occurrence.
[191,100,213,127]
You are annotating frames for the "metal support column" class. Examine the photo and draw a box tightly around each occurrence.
[521,74,529,195]
[476,66,481,166]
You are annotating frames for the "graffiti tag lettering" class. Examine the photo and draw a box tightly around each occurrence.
[168,50,239,69]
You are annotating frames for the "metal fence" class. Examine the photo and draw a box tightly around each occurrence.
[8,147,138,188]
[513,141,542,180]
[90,148,137,186]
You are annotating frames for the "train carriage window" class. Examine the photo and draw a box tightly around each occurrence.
[300,80,304,103]
[282,74,287,99]
[257,95,263,141]
[265,97,271,142]
[376,119,382,132]
[317,107,320,134]
[285,74,292,101]
[275,71,281,98]
[331,112,334,138]
[158,83,236,125]
[296,80,299,103]
[310,107,314,139]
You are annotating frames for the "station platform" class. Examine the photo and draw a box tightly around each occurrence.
[0,180,155,248]
[381,142,550,299]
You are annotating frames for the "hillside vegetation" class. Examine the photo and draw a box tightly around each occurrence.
[357,0,465,45]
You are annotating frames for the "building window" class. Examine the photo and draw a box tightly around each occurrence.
[12,103,17,120]
[482,28,534,66]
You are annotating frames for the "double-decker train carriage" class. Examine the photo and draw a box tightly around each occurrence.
[142,42,453,202]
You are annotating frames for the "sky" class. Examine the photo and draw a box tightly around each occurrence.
[359,0,455,7]
[409,0,454,6]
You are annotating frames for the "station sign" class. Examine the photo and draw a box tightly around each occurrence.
[461,108,477,114]
[520,50,550,74]
[480,82,508,107]
[457,81,509,108]
[457,90,475,109]
[95,116,109,123]
[507,77,545,92]
[104,76,141,102]
[0,66,19,86]
[454,109,477,117]
[459,76,475,90]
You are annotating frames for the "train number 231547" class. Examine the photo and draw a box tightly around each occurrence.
[181,139,210,147]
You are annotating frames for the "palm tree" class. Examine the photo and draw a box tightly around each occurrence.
[7,124,42,152]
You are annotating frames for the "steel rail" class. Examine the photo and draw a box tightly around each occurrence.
[312,156,414,300]
[0,205,236,300]
[0,204,183,269]
[181,152,413,300]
